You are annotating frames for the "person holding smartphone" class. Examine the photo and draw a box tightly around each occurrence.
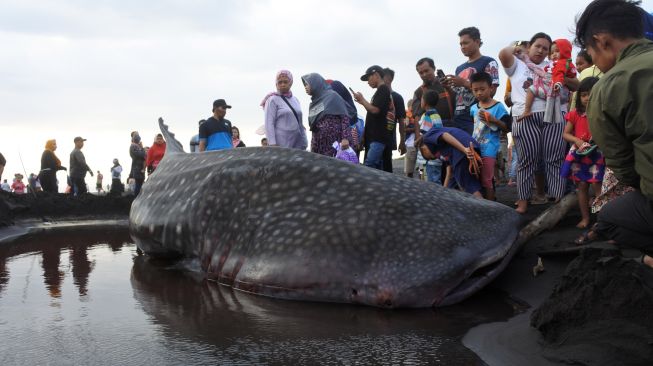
[442,27,500,135]
[352,65,393,171]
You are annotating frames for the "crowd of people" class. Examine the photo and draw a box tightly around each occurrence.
[0,1,651,268]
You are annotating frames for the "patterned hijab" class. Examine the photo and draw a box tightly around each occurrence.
[301,73,348,130]
[328,80,358,125]
[260,70,294,108]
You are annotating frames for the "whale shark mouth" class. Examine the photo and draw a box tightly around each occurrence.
[438,252,514,307]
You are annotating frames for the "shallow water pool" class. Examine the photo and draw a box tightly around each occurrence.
[0,228,515,365]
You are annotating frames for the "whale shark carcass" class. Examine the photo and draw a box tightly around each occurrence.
[129,119,521,308]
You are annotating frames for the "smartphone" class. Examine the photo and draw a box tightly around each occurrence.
[437,69,446,79]
[348,87,355,94]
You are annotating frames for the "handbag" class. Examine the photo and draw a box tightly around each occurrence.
[280,95,302,128]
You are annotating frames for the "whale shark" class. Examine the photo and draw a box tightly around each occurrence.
[129,119,521,308]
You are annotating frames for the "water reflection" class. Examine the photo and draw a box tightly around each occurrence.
[131,255,516,365]
[0,257,7,294]
[69,246,93,296]
[42,245,64,298]
[0,228,130,298]
[0,229,516,365]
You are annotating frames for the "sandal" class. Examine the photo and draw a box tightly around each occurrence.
[530,196,547,205]
[574,230,598,245]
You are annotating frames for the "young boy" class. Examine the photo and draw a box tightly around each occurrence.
[416,127,483,198]
[414,90,444,184]
[469,72,511,200]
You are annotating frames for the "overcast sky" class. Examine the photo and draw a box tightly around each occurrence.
[1,0,651,190]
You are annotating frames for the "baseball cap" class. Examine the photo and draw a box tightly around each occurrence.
[360,65,384,81]
[213,99,232,109]
[74,136,86,143]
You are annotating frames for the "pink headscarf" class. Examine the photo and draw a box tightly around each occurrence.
[260,70,293,108]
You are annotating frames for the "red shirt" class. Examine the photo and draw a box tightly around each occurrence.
[566,110,592,142]
[146,142,166,170]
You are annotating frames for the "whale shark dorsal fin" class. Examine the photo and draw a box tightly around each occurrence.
[158,117,185,154]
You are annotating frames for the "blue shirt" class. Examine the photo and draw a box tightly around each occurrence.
[422,127,479,166]
[470,102,510,158]
[199,117,233,151]
[419,108,443,133]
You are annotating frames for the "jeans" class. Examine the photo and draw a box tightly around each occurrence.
[425,159,443,185]
[71,177,87,195]
[509,147,518,179]
[595,191,653,253]
[364,142,385,170]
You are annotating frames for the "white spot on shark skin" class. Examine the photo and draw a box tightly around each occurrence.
[176,224,182,235]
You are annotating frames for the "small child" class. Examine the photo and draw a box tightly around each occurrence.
[417,127,483,198]
[334,138,359,164]
[11,174,26,194]
[469,72,511,201]
[414,90,444,184]
[520,38,576,120]
[403,99,418,178]
[560,77,604,229]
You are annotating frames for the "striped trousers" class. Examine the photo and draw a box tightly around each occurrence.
[512,111,567,201]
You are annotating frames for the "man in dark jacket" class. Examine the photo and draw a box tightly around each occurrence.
[0,152,5,182]
[69,137,93,195]
[577,0,653,267]
[130,134,146,196]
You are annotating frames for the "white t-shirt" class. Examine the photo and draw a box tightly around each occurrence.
[505,56,548,116]
[111,165,123,180]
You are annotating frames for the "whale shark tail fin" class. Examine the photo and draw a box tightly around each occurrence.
[158,117,185,154]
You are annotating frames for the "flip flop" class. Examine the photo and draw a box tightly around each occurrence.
[574,230,597,245]
[530,196,547,205]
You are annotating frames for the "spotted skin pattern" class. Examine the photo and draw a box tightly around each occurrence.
[129,120,521,308]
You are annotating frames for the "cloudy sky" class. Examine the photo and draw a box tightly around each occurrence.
[1,0,651,190]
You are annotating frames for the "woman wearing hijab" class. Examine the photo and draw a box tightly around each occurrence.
[329,80,363,153]
[262,70,308,149]
[110,158,124,194]
[39,139,67,193]
[302,73,352,157]
[146,133,166,174]
[231,126,246,147]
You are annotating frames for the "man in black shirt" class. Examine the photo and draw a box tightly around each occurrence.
[353,65,393,170]
[382,68,407,173]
